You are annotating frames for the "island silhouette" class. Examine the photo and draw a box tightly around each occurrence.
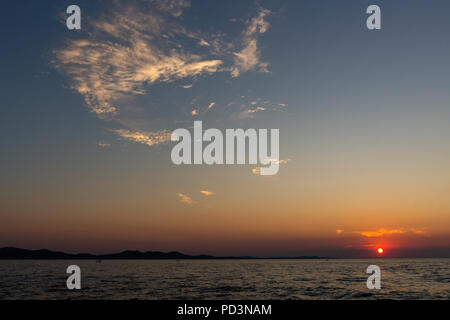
[0,247,330,260]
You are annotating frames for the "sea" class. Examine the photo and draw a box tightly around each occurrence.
[0,259,448,300]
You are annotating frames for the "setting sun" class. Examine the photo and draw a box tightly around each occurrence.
[377,248,384,254]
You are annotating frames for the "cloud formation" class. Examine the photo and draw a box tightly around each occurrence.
[200,190,214,196]
[231,96,286,120]
[177,193,193,205]
[235,105,266,120]
[54,2,271,116]
[148,0,191,17]
[231,8,271,77]
[247,106,266,114]
[355,228,428,238]
[98,142,111,148]
[54,1,273,146]
[114,129,171,147]
[54,30,222,118]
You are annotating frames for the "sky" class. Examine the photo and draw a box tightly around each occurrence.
[0,0,450,258]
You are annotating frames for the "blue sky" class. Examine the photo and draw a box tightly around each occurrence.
[1,0,450,256]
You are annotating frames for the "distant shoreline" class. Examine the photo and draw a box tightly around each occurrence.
[0,247,332,260]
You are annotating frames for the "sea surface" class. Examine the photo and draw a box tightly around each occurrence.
[0,259,448,300]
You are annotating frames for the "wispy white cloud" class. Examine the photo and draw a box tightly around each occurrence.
[200,190,214,196]
[207,102,216,110]
[231,8,271,77]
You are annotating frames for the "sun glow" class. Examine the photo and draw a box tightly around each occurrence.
[377,248,384,254]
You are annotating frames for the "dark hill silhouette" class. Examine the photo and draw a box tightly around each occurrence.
[0,247,329,260]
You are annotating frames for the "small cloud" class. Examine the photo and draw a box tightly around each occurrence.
[235,104,267,119]
[278,159,291,164]
[177,193,193,205]
[200,190,214,196]
[114,129,171,147]
[231,97,286,120]
[198,39,210,47]
[182,84,193,89]
[252,158,290,175]
[247,106,265,114]
[262,157,291,165]
[279,103,286,107]
[336,229,344,235]
[98,141,111,148]
[252,167,261,175]
[207,102,216,110]
[191,109,199,115]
